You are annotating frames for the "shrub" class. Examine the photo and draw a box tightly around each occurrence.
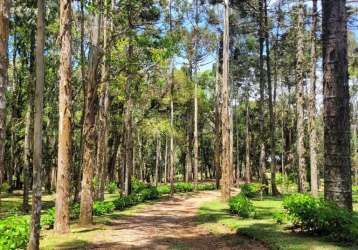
[229,194,255,218]
[107,182,118,194]
[272,212,286,224]
[70,203,80,219]
[283,193,355,241]
[175,182,193,192]
[0,182,10,193]
[0,216,29,250]
[93,201,115,216]
[157,185,170,195]
[239,183,263,198]
[138,187,159,201]
[197,183,216,191]
[41,208,55,229]
[132,178,148,193]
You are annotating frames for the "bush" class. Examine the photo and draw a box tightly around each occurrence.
[0,182,10,193]
[132,178,148,193]
[229,194,255,218]
[93,201,115,216]
[175,182,193,192]
[107,182,118,194]
[41,208,55,229]
[70,203,80,219]
[240,183,263,198]
[0,216,29,249]
[197,183,216,191]
[157,185,171,195]
[283,193,355,241]
[138,187,159,201]
[272,212,286,224]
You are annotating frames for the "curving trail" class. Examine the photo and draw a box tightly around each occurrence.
[77,190,267,250]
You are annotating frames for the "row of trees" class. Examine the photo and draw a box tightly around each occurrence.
[0,0,356,249]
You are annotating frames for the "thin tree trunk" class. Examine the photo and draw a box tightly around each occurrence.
[28,0,45,247]
[154,135,161,186]
[296,0,307,193]
[309,0,319,197]
[322,0,352,210]
[55,0,72,234]
[0,0,10,190]
[79,7,101,226]
[220,0,231,201]
[164,136,168,183]
[245,98,251,183]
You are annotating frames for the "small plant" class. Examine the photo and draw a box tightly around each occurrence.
[157,185,170,194]
[229,194,255,218]
[197,183,216,191]
[107,182,118,194]
[0,216,29,250]
[70,203,80,219]
[93,201,115,216]
[239,183,262,198]
[175,182,193,192]
[0,182,10,193]
[41,208,55,229]
[272,212,286,224]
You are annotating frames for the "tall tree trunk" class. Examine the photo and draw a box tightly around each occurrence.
[265,0,278,196]
[258,0,268,193]
[309,0,319,197]
[96,0,111,201]
[322,0,352,210]
[244,98,251,183]
[79,7,101,226]
[28,0,45,247]
[214,36,223,189]
[220,0,231,201]
[0,0,10,190]
[296,0,307,193]
[164,136,168,183]
[23,33,35,212]
[55,0,72,234]
[154,135,161,186]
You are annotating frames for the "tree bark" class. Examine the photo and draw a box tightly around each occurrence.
[154,135,161,186]
[309,0,319,197]
[0,0,10,189]
[220,0,231,201]
[296,0,307,193]
[79,7,101,226]
[28,0,45,247]
[23,33,35,212]
[322,0,352,210]
[55,0,72,234]
[244,98,251,183]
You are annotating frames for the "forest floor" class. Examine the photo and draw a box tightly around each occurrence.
[41,190,267,250]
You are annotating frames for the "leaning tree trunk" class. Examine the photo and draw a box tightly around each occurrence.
[220,0,231,201]
[309,0,319,197]
[28,0,45,248]
[79,8,101,226]
[322,0,352,210]
[0,0,10,190]
[55,0,72,234]
[296,0,307,193]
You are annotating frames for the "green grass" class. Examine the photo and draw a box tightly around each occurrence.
[197,193,358,250]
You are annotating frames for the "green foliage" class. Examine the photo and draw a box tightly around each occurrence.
[175,182,194,192]
[131,178,148,194]
[137,187,159,201]
[93,201,115,216]
[156,185,171,195]
[41,208,55,229]
[0,182,10,193]
[229,194,255,218]
[240,183,263,198]
[197,183,216,191]
[283,194,356,241]
[70,203,80,220]
[0,216,29,250]
[106,182,118,194]
[272,212,286,224]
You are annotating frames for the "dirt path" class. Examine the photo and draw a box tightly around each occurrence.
[79,190,266,250]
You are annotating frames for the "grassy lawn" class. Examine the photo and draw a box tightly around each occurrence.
[197,189,358,250]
